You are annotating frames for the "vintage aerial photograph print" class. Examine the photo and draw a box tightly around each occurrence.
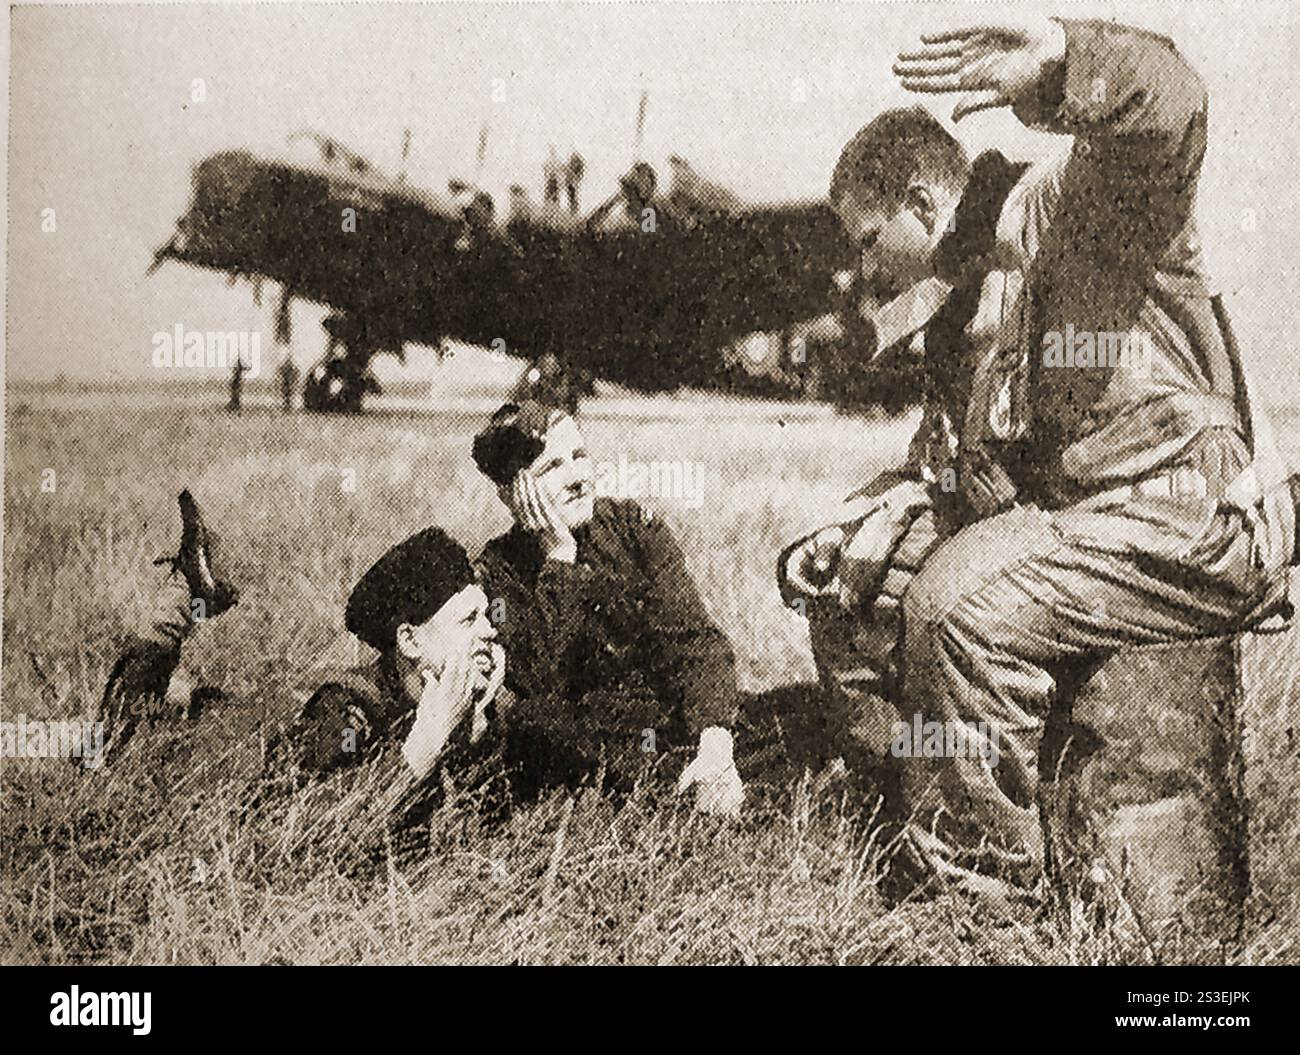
[4,0,1299,977]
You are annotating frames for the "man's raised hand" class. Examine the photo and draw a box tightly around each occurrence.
[893,16,1066,122]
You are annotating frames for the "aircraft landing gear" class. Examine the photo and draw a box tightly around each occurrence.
[304,316,383,413]
[303,355,377,413]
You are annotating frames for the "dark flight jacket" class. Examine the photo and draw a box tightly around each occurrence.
[272,660,509,864]
[290,659,416,774]
[474,497,739,779]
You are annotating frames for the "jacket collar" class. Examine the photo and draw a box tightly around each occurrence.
[917,152,1030,409]
[373,655,416,719]
[495,523,544,577]
[933,150,1029,285]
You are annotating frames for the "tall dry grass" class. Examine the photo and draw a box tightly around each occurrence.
[3,388,1298,964]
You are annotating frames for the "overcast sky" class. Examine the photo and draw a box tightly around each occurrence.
[7,1,1300,403]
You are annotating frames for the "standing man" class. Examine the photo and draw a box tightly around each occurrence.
[277,356,299,412]
[227,357,246,413]
[471,399,744,814]
[822,15,1298,886]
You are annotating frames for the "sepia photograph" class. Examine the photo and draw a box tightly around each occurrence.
[3,0,1299,1000]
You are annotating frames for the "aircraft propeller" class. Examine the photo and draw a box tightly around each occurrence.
[398,127,412,184]
[145,240,172,276]
[634,89,648,156]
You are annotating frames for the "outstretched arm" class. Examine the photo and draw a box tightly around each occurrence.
[895,16,1207,190]
[629,502,739,736]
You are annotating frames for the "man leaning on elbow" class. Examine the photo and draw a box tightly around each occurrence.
[471,399,745,816]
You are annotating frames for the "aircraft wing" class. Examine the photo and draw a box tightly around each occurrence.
[155,147,868,411]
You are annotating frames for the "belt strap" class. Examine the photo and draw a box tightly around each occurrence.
[1210,294,1255,456]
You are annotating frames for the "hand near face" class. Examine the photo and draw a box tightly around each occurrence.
[893,16,1066,121]
[471,642,507,742]
[401,646,479,777]
[511,470,577,563]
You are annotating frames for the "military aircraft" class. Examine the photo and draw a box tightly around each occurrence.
[149,108,866,413]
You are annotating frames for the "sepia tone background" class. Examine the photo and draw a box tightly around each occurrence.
[4,2,1298,965]
[8,1,1300,404]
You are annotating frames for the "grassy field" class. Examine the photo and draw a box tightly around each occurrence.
[3,383,1299,965]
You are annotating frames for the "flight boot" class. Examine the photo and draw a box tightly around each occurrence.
[154,489,240,618]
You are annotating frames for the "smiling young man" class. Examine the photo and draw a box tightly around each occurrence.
[271,523,511,868]
[291,524,505,783]
[471,399,743,814]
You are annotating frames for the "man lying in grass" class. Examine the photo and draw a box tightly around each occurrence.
[94,491,505,795]
[92,484,749,830]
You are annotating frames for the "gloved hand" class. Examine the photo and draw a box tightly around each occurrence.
[782,525,846,600]
[677,727,745,817]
